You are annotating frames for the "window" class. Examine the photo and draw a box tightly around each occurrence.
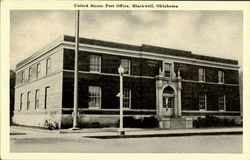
[218,95,226,111]
[199,93,207,110]
[21,71,25,84]
[20,94,23,110]
[218,70,224,84]
[199,68,206,82]
[164,63,172,77]
[27,92,31,110]
[90,55,101,72]
[28,68,32,82]
[36,63,41,79]
[35,90,39,109]
[121,59,130,75]
[45,87,50,109]
[123,88,131,109]
[46,58,51,75]
[88,86,101,108]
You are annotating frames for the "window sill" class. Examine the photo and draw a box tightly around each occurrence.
[123,107,131,110]
[88,107,101,110]
[219,109,226,112]
[89,71,101,74]
[199,109,206,111]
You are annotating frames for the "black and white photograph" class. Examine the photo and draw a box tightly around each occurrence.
[1,1,250,159]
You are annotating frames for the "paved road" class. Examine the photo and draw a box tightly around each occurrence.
[10,132,242,153]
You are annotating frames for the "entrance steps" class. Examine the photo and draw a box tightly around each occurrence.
[159,117,193,129]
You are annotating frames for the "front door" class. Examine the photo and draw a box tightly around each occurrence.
[162,86,175,117]
[163,96,174,117]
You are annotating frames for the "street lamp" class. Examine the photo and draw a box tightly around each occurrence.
[118,65,125,136]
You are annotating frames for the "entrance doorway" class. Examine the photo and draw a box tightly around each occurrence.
[162,86,175,117]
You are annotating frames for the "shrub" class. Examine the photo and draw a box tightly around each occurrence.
[44,119,59,130]
[118,116,159,128]
[193,115,238,128]
[142,116,159,128]
[44,111,60,130]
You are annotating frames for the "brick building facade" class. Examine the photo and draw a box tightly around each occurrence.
[13,35,241,128]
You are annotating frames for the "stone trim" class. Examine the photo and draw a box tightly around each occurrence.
[63,42,239,70]
[16,36,239,71]
[182,110,241,116]
[15,70,63,88]
[63,69,155,79]
[181,79,239,86]
[62,108,156,115]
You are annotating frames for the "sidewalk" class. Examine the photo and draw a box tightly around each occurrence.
[10,125,242,139]
[60,127,243,139]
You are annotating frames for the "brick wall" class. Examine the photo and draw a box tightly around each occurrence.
[63,48,240,112]
[14,72,63,111]
[174,62,239,84]
[63,48,162,77]
[16,49,64,86]
[13,72,63,127]
[181,82,240,111]
[14,47,64,127]
[62,72,156,110]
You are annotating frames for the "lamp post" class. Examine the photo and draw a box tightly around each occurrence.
[118,65,125,136]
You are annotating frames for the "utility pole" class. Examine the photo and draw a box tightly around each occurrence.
[72,10,80,129]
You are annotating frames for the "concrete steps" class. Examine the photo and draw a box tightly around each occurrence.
[170,118,186,129]
[159,117,193,129]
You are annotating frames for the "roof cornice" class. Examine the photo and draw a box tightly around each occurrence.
[16,35,239,71]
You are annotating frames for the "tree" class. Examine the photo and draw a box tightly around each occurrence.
[10,70,15,125]
[239,69,243,117]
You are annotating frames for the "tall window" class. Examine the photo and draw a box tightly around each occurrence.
[35,90,40,109]
[46,58,51,75]
[218,95,226,111]
[123,88,131,109]
[27,92,31,110]
[199,93,207,110]
[28,68,32,82]
[88,86,101,108]
[199,68,206,82]
[45,86,50,109]
[36,63,41,79]
[164,63,172,77]
[20,94,23,110]
[21,71,25,84]
[218,70,224,84]
[90,55,101,72]
[121,59,130,75]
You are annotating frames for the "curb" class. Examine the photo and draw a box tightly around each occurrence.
[85,131,242,139]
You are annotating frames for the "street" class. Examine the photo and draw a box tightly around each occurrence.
[10,127,242,153]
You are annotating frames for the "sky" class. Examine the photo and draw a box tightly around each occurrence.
[10,10,243,70]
